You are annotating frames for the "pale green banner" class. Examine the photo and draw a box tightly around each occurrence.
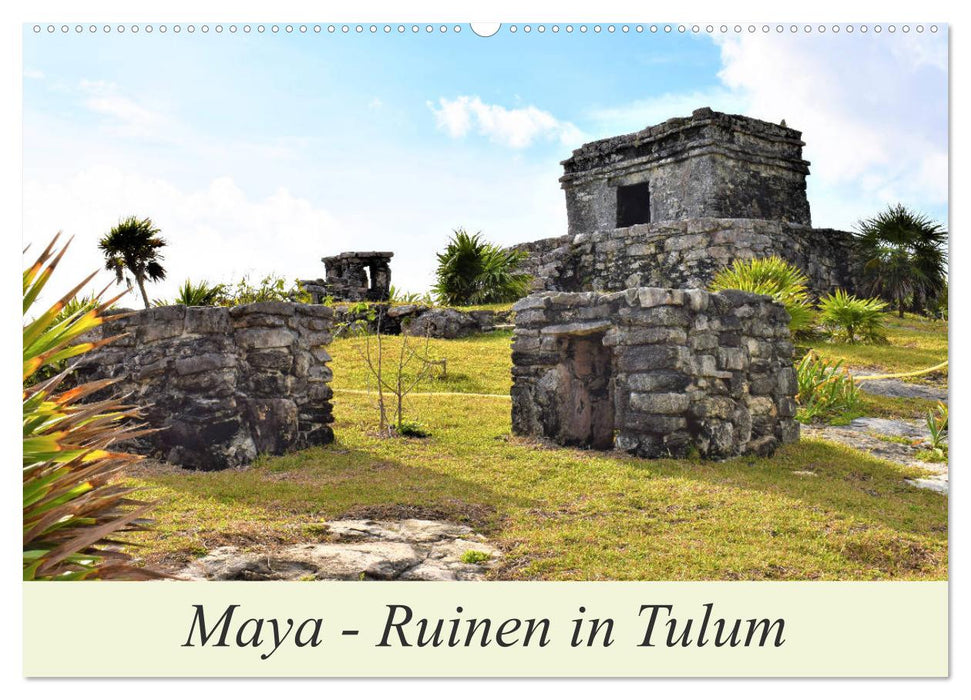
[23,581,947,677]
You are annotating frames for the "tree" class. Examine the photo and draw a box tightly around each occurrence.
[98,216,168,309]
[432,228,531,306]
[854,204,947,317]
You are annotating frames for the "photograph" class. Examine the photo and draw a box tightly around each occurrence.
[22,21,948,588]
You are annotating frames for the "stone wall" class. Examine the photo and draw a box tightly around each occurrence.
[75,302,335,470]
[561,108,812,234]
[511,288,798,459]
[509,218,858,298]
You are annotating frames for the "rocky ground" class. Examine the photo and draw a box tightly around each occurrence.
[803,371,948,494]
[174,519,501,581]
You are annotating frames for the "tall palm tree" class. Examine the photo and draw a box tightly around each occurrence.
[98,216,168,309]
[854,204,947,317]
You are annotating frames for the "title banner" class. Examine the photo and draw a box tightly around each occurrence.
[23,581,948,677]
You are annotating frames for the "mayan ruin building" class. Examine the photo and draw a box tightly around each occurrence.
[511,107,858,297]
[509,108,859,459]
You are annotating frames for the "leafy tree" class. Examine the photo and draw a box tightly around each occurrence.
[854,204,948,317]
[99,216,168,309]
[433,228,531,306]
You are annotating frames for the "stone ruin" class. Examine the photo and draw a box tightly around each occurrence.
[75,302,335,470]
[301,251,393,303]
[510,107,858,297]
[511,288,798,459]
[510,108,827,458]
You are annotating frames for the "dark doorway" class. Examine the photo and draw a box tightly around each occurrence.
[555,333,615,449]
[616,181,651,227]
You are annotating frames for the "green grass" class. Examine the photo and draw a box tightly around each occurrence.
[123,320,947,581]
[809,314,947,378]
[330,329,514,395]
[126,396,946,581]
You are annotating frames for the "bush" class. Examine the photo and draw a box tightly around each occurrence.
[224,273,311,305]
[433,229,531,306]
[23,236,158,580]
[817,289,888,344]
[709,256,814,333]
[169,279,228,306]
[794,351,862,423]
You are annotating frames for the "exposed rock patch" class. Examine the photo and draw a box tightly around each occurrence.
[802,418,948,493]
[176,519,501,581]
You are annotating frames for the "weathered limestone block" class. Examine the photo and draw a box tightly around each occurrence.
[511,288,798,459]
[73,302,335,470]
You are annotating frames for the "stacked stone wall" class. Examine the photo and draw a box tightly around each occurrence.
[511,288,798,459]
[75,302,335,470]
[509,218,858,298]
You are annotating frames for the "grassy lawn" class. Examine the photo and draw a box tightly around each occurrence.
[808,314,948,379]
[124,326,947,581]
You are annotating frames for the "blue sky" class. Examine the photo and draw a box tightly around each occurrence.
[23,25,948,300]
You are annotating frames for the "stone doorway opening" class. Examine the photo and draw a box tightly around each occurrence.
[616,181,651,227]
[555,332,615,449]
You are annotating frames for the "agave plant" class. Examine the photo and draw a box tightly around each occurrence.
[817,289,888,344]
[709,256,815,334]
[170,278,228,306]
[24,235,158,580]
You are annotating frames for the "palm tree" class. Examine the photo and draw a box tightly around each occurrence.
[98,216,168,309]
[854,204,948,317]
[432,228,531,306]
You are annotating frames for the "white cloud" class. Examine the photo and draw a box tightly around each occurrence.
[428,96,582,148]
[23,68,44,79]
[23,167,351,304]
[79,79,171,139]
[710,32,948,228]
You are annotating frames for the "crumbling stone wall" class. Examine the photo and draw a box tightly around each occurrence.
[509,218,858,298]
[302,251,394,303]
[75,302,335,470]
[511,288,798,459]
[561,107,812,234]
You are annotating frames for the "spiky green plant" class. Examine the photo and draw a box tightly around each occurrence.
[24,235,158,580]
[817,289,888,344]
[854,203,948,317]
[794,351,862,424]
[433,229,531,306]
[709,256,815,333]
[169,279,228,307]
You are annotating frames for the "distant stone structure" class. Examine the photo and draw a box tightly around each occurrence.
[511,288,798,459]
[302,251,394,303]
[510,108,858,297]
[75,302,335,470]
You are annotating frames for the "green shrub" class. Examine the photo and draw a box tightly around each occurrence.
[926,402,948,458]
[170,279,228,306]
[817,289,888,344]
[24,236,158,580]
[223,273,311,305]
[433,228,531,306]
[709,256,814,333]
[794,351,862,423]
[460,550,492,564]
[389,285,433,305]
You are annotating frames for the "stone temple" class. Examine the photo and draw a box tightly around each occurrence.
[510,108,858,459]
[512,107,857,297]
[301,251,394,303]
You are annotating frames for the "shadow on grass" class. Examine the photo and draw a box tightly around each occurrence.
[618,436,947,539]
